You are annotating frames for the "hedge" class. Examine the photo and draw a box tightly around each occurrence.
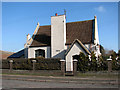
[2,57,61,70]
[77,52,120,72]
[2,54,120,71]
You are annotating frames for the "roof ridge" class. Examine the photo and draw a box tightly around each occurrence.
[40,25,51,27]
[76,39,91,55]
[39,19,94,27]
[66,19,94,24]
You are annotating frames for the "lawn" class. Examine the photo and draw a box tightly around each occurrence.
[2,69,119,79]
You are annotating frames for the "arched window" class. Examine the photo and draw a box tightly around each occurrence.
[35,49,45,58]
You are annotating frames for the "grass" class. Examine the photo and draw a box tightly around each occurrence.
[2,70,63,77]
[2,70,119,79]
[76,71,118,79]
[2,73,56,76]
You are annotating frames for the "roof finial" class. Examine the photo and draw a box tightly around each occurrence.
[94,15,97,18]
[37,22,40,26]
[64,9,66,15]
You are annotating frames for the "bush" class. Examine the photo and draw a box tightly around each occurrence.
[112,59,120,70]
[2,59,10,69]
[90,52,98,71]
[77,52,89,72]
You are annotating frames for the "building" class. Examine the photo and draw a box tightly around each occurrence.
[9,13,101,72]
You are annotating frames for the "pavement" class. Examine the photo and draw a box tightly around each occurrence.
[2,74,119,89]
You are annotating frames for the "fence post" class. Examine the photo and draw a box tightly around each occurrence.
[108,61,112,72]
[60,59,65,75]
[32,60,36,72]
[107,56,112,72]
[73,59,78,75]
[9,60,13,71]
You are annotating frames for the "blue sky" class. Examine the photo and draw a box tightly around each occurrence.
[2,2,118,52]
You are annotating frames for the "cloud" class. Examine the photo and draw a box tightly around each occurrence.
[95,6,106,12]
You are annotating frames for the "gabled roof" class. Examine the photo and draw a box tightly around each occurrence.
[66,20,94,45]
[30,19,95,47]
[30,25,51,47]
[65,39,91,56]
[8,49,24,58]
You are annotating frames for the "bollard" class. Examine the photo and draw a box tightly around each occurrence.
[32,60,36,72]
[9,60,13,71]
[60,59,65,75]
[73,59,78,75]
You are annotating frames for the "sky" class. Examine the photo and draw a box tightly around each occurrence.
[2,2,118,52]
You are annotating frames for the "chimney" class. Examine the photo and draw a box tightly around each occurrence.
[27,34,30,42]
[94,15,97,19]
[55,13,58,16]
[51,14,66,59]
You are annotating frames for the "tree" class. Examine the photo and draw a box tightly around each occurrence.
[77,52,89,72]
[100,45,105,57]
[90,51,98,71]
[118,49,120,57]
[110,50,119,70]
[100,45,109,61]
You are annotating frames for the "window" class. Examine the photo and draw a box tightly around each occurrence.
[56,50,60,52]
[35,49,45,58]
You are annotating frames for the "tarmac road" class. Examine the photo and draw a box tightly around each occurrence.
[2,79,118,89]
[2,75,118,89]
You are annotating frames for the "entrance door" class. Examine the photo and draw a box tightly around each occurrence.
[73,55,79,60]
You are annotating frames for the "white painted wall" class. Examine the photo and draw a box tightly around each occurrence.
[67,44,90,51]
[24,23,40,49]
[85,44,90,49]
[85,43,101,58]
[28,46,50,58]
[27,34,30,42]
[66,44,90,50]
[94,16,101,57]
[66,42,88,71]
[51,15,66,59]
[94,16,99,45]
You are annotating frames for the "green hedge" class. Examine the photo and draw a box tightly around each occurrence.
[2,58,61,70]
[77,52,120,72]
[2,59,10,69]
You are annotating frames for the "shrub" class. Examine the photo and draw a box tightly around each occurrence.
[112,59,120,70]
[90,52,98,71]
[2,59,10,69]
[77,52,89,72]
[77,51,120,72]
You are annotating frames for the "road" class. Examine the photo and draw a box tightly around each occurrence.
[2,75,118,89]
